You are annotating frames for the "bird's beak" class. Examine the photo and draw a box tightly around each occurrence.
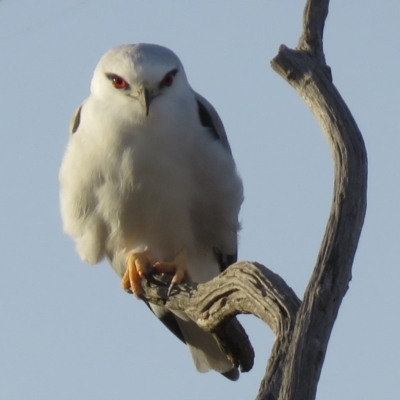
[141,87,155,117]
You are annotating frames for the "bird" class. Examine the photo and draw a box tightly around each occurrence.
[59,43,244,380]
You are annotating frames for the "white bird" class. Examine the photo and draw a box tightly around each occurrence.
[59,43,244,380]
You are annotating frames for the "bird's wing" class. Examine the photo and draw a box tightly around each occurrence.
[213,248,238,273]
[147,303,238,380]
[145,302,186,343]
[193,91,232,155]
[69,102,85,135]
[194,91,238,271]
[142,93,239,379]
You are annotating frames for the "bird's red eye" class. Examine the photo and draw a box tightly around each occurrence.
[112,76,128,89]
[162,73,174,87]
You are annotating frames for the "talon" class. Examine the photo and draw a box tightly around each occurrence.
[121,250,155,296]
[167,282,177,297]
[153,249,191,295]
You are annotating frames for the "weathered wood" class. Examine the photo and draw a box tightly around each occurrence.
[140,262,300,376]
[268,0,367,398]
[139,0,367,399]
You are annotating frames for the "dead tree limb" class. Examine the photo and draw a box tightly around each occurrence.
[140,262,300,377]
[138,0,367,399]
[268,0,368,398]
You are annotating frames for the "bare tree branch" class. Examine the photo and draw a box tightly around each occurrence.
[140,262,300,376]
[138,0,367,399]
[268,0,367,399]
[298,0,329,59]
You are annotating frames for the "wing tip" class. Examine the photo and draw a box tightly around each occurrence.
[221,368,240,381]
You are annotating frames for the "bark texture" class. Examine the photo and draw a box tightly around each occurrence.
[138,0,367,399]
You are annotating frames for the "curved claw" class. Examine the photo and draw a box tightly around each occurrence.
[121,249,191,297]
[153,249,191,296]
[167,282,178,297]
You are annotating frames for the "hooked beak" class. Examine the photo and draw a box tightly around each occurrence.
[140,87,155,117]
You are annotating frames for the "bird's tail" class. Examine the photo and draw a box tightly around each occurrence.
[175,316,239,381]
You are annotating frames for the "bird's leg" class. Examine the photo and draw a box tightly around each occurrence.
[121,250,155,296]
[153,249,191,295]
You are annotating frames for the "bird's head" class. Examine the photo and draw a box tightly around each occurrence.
[91,43,189,117]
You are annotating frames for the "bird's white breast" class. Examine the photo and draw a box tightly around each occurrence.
[60,93,241,280]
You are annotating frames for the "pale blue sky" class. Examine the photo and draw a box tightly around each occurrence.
[0,1,399,399]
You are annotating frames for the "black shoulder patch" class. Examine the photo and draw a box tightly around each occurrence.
[71,105,82,134]
[196,99,220,141]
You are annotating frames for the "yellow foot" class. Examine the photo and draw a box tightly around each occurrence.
[153,249,191,295]
[121,250,155,296]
